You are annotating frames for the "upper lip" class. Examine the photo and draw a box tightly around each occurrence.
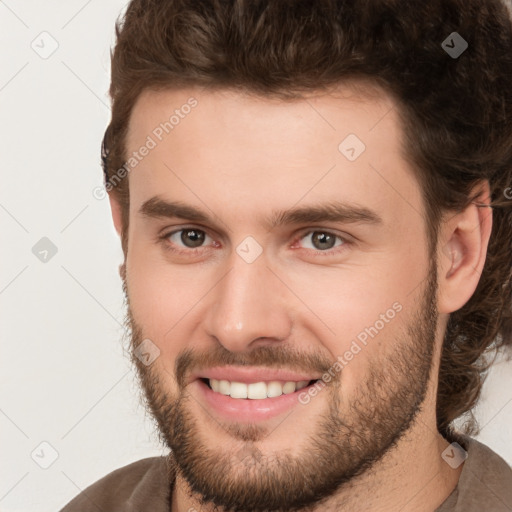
[189,366,322,385]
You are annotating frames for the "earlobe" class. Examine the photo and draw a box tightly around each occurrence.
[437,182,493,314]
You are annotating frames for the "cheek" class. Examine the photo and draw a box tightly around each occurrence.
[287,253,416,332]
[285,254,422,386]
[125,247,207,359]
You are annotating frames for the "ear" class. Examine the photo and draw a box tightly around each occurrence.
[108,193,128,280]
[437,181,493,314]
[108,192,124,238]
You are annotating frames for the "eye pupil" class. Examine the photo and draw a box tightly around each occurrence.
[312,232,335,250]
[181,229,205,248]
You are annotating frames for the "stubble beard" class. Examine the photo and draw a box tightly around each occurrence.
[122,264,439,512]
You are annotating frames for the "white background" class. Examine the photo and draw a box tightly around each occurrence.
[0,2,511,511]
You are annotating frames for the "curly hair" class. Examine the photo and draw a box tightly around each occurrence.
[101,0,512,437]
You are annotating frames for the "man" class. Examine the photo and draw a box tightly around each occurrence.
[60,0,512,510]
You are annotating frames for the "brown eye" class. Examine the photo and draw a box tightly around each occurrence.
[165,228,213,250]
[300,231,344,251]
[180,229,206,248]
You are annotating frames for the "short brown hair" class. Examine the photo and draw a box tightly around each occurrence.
[101,0,512,436]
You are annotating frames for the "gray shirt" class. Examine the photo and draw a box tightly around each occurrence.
[60,436,512,511]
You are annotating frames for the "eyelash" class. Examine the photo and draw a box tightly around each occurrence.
[158,227,352,257]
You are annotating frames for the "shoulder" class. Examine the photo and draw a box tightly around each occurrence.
[439,434,512,512]
[59,456,171,512]
[464,435,511,462]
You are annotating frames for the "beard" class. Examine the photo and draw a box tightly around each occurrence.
[121,261,439,512]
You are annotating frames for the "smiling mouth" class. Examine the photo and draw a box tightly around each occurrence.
[200,378,320,400]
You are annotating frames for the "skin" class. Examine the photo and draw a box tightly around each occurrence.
[109,83,492,511]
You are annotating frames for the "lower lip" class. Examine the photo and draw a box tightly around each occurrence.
[193,379,318,422]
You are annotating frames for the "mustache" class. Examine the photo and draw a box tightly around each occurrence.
[174,344,336,389]
[123,290,338,389]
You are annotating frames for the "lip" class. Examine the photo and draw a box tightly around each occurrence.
[192,378,321,422]
[189,366,322,385]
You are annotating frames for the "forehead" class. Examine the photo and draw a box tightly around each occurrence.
[127,82,396,150]
[125,83,424,231]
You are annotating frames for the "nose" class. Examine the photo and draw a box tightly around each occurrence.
[203,247,292,352]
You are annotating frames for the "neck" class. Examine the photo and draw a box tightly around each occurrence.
[324,422,463,512]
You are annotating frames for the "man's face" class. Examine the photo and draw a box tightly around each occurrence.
[119,85,441,511]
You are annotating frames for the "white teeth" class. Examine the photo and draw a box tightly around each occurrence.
[230,382,248,399]
[208,379,311,399]
[210,379,220,392]
[282,381,298,394]
[248,382,267,399]
[267,381,284,398]
[218,379,230,396]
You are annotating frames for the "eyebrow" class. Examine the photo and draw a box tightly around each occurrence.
[138,196,383,229]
